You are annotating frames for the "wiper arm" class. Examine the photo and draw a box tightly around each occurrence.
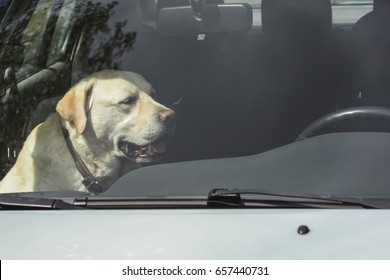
[208,188,390,209]
[0,196,79,210]
[11,188,383,210]
[73,189,389,210]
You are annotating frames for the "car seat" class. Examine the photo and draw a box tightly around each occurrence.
[260,0,338,141]
[351,0,390,106]
[24,96,61,137]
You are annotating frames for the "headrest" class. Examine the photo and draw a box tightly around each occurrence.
[374,0,390,11]
[261,0,332,48]
[374,0,390,31]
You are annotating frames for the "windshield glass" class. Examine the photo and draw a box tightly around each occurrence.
[3,0,390,201]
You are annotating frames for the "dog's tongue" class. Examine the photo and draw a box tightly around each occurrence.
[151,142,166,154]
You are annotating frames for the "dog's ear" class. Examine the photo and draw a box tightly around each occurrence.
[56,78,96,134]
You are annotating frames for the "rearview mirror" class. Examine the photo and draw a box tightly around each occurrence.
[157,4,253,36]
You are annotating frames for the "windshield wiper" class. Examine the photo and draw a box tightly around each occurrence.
[8,188,384,210]
[0,196,79,210]
[207,188,390,209]
[73,197,207,209]
[73,188,390,209]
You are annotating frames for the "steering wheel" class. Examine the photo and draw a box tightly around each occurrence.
[296,106,390,141]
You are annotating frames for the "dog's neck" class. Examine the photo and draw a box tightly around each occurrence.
[62,122,122,188]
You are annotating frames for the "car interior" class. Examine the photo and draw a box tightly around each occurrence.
[1,0,389,184]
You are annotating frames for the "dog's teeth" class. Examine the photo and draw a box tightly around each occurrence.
[119,140,165,159]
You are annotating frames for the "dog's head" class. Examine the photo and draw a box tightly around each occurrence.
[56,70,176,163]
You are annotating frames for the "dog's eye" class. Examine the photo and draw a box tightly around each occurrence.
[120,96,137,105]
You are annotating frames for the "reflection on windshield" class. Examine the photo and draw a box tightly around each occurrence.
[0,0,137,179]
[0,0,389,197]
[72,1,137,77]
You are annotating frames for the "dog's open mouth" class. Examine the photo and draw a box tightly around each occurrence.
[118,140,166,161]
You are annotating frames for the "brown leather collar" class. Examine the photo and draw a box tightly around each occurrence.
[62,128,105,195]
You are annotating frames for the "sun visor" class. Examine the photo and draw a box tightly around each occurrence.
[157,4,253,36]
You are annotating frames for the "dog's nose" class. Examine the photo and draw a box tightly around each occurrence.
[158,109,176,127]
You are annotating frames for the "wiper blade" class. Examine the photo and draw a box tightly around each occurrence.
[73,197,207,209]
[0,196,79,210]
[73,189,389,209]
[19,188,386,210]
[208,188,390,209]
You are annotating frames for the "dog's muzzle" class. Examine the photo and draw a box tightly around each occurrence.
[118,140,167,160]
[118,108,176,161]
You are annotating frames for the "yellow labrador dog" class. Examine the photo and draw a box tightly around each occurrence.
[0,70,175,194]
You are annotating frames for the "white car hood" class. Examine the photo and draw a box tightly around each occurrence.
[0,209,389,259]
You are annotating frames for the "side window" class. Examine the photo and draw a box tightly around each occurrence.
[0,0,12,23]
[331,0,373,3]
[17,0,55,77]
[47,0,76,65]
[331,0,373,24]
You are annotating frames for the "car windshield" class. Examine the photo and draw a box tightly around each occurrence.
[2,0,390,204]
